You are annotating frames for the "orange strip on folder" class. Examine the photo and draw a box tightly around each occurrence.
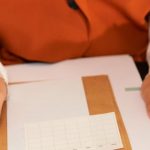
[82,75,132,150]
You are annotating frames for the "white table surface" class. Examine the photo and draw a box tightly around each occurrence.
[6,55,150,150]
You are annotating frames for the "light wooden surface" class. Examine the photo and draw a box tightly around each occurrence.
[0,102,7,150]
[0,75,131,150]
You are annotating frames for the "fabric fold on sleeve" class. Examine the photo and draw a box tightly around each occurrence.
[126,0,150,27]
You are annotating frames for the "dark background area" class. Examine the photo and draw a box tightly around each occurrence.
[135,62,149,80]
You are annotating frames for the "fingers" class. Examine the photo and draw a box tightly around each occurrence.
[141,74,150,117]
[146,103,150,118]
[0,94,4,117]
[0,77,7,101]
[0,77,7,117]
[142,93,150,117]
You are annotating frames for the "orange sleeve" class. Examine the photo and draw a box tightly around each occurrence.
[126,0,150,27]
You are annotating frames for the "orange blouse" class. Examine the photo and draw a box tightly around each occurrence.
[0,0,150,64]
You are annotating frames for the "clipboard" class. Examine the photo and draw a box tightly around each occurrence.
[82,75,131,150]
[0,75,131,150]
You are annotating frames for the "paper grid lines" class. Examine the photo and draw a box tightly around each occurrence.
[24,112,123,150]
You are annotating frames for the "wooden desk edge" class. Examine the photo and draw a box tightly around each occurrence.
[0,102,7,150]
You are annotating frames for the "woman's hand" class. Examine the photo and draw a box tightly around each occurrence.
[141,74,150,117]
[0,77,7,116]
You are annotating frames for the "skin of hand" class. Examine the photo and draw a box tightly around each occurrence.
[0,77,7,116]
[141,74,150,117]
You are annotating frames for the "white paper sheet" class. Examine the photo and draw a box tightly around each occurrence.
[6,55,141,86]
[7,55,150,150]
[24,112,123,150]
[8,78,89,150]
